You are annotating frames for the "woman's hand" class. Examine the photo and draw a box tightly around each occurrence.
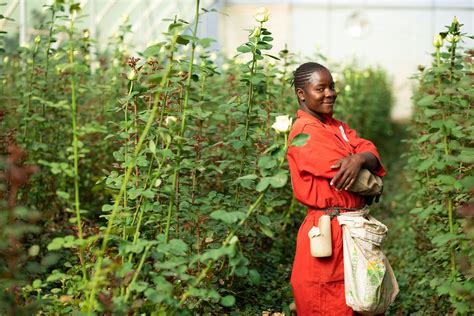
[330,152,380,191]
[329,154,365,190]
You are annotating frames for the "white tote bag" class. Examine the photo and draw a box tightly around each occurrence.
[337,211,399,314]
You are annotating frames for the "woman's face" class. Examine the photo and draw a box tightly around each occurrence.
[296,69,337,116]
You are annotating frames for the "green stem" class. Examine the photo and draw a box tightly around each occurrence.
[449,42,457,80]
[440,41,456,276]
[447,198,455,275]
[164,0,201,241]
[436,48,441,68]
[234,22,262,202]
[22,42,40,144]
[124,245,150,302]
[67,7,86,282]
[121,81,132,240]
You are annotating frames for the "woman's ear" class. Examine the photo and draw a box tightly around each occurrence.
[296,87,306,102]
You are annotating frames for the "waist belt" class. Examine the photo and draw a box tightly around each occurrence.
[313,205,368,219]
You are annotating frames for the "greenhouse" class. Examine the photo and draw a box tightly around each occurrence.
[0,0,473,314]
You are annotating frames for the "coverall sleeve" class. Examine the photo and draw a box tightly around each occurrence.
[288,124,344,179]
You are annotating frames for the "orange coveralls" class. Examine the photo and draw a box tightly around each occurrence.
[287,110,385,315]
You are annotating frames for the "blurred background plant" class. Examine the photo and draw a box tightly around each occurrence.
[0,0,472,314]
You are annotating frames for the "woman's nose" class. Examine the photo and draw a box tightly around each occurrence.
[326,89,336,97]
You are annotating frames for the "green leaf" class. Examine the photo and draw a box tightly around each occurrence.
[130,281,149,293]
[248,269,261,285]
[431,233,457,246]
[168,239,188,255]
[32,279,42,289]
[417,95,436,106]
[270,172,288,188]
[263,53,280,60]
[143,43,164,58]
[220,295,236,307]
[260,225,274,238]
[69,3,80,13]
[257,215,271,226]
[47,237,65,251]
[291,133,310,147]
[149,139,157,154]
[458,149,474,163]
[210,210,246,224]
[176,35,189,45]
[200,246,233,262]
[256,177,271,192]
[236,174,258,181]
[235,265,249,277]
[258,156,276,169]
[56,190,69,200]
[236,44,252,53]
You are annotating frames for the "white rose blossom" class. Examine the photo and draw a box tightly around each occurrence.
[272,115,293,133]
[127,69,137,81]
[432,34,443,48]
[254,7,270,23]
[209,52,218,61]
[165,116,177,126]
[445,34,460,44]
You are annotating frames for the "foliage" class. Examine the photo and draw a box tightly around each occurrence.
[0,0,406,314]
[388,17,474,314]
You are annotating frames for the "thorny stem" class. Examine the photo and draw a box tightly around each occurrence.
[164,0,201,241]
[43,5,56,113]
[22,41,40,143]
[122,81,133,240]
[445,39,457,275]
[67,7,87,282]
[124,245,151,302]
[234,22,262,202]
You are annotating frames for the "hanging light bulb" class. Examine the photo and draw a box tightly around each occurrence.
[345,11,369,38]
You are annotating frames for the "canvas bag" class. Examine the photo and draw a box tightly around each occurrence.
[337,210,399,313]
[348,168,383,196]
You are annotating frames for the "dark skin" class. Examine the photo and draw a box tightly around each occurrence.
[296,68,380,191]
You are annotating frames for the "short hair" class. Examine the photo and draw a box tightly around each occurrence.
[292,62,329,91]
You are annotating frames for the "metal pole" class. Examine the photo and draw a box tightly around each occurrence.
[19,0,26,46]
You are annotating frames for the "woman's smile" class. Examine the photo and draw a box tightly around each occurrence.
[296,68,337,120]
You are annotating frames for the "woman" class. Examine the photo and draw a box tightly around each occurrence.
[287,62,385,315]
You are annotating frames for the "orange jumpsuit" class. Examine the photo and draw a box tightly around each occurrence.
[287,109,385,316]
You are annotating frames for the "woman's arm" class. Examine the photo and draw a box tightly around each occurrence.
[329,152,380,191]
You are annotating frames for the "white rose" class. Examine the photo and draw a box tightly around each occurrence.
[127,69,137,81]
[445,34,460,44]
[209,52,218,61]
[272,115,292,133]
[433,34,443,48]
[254,7,270,23]
[165,116,177,126]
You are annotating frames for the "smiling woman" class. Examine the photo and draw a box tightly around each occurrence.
[287,62,386,315]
